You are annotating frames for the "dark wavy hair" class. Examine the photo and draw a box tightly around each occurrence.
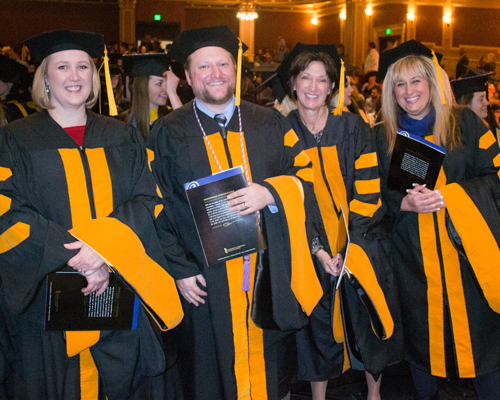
[289,52,338,105]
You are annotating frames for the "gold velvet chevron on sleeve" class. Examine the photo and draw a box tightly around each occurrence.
[70,218,184,335]
[264,175,322,316]
[345,243,394,339]
[441,183,500,313]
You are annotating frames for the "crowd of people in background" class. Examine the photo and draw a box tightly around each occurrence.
[3,34,499,133]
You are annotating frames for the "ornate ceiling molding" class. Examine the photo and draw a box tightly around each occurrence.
[19,0,500,11]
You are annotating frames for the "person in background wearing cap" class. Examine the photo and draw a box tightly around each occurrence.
[334,75,371,126]
[0,54,36,124]
[122,53,182,140]
[375,40,500,400]
[92,53,129,116]
[0,29,183,399]
[450,69,496,135]
[148,25,320,400]
[278,43,402,400]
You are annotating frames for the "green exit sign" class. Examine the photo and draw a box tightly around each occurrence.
[386,28,392,35]
[154,14,161,21]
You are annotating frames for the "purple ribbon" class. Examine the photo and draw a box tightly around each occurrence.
[242,254,251,291]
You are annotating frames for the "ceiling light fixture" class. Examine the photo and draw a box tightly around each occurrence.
[237,2,258,20]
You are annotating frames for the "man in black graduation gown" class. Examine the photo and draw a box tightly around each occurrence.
[147,25,322,400]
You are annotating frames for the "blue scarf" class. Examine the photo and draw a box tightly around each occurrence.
[398,107,435,137]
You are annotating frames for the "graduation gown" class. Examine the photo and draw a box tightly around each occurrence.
[375,107,500,378]
[147,100,321,400]
[0,110,183,399]
[288,108,403,378]
[2,100,37,124]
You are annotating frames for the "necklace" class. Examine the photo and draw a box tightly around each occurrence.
[300,106,328,134]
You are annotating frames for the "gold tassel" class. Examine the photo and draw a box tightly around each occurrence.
[235,39,243,107]
[334,59,345,116]
[432,50,446,105]
[103,46,118,116]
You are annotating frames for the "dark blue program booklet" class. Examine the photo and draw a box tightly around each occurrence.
[45,271,140,331]
[387,129,446,194]
[184,166,266,267]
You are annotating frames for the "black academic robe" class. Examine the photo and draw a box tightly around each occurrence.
[375,107,500,378]
[2,100,37,123]
[148,100,321,400]
[0,110,183,399]
[288,108,403,378]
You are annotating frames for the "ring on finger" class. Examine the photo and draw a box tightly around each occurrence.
[78,269,84,275]
[244,202,247,209]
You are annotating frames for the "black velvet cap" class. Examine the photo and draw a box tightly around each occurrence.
[462,64,496,79]
[122,54,170,78]
[0,55,28,83]
[24,30,104,63]
[167,25,248,65]
[450,72,493,101]
[377,40,443,82]
[276,43,341,97]
[344,62,358,75]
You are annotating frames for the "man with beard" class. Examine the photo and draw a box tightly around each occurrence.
[147,25,321,400]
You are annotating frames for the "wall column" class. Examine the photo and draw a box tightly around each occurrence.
[239,18,255,62]
[407,0,416,40]
[442,0,453,52]
[119,0,137,46]
[345,0,367,68]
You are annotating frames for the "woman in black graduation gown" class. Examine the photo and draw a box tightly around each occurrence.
[375,40,500,400]
[279,43,402,400]
[0,30,183,399]
[450,71,497,135]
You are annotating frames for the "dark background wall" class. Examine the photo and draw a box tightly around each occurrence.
[453,7,500,47]
[255,11,317,52]
[136,0,186,31]
[185,8,239,33]
[415,5,443,46]
[373,3,407,27]
[0,0,119,47]
[2,0,500,52]
[318,14,342,46]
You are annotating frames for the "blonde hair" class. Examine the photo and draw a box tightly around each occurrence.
[32,54,100,110]
[381,55,460,155]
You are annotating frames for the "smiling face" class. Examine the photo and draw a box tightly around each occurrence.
[468,91,489,119]
[394,70,431,120]
[185,46,236,111]
[344,76,354,106]
[148,75,167,109]
[293,61,334,112]
[45,49,92,111]
[493,108,500,124]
